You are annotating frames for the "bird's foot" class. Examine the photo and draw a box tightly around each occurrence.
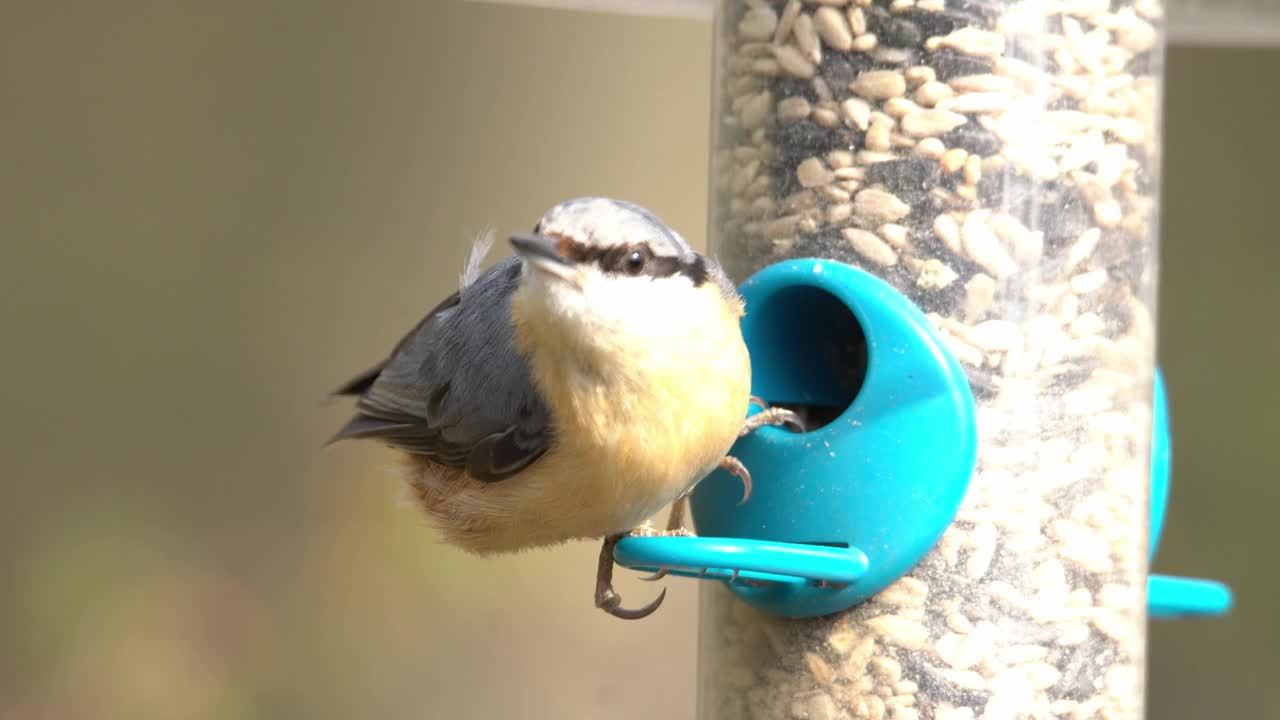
[637,496,694,581]
[740,405,807,436]
[733,399,805,507]
[595,533,666,620]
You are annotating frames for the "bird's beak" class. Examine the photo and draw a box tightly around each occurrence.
[510,233,577,284]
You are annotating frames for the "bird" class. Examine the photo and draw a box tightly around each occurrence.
[329,197,803,619]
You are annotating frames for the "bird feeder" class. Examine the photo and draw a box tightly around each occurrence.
[622,2,1233,719]
[467,1,1239,717]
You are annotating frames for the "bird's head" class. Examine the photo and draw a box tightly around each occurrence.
[510,198,736,349]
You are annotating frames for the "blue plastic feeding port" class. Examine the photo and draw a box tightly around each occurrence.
[613,536,869,587]
[1149,368,1171,561]
[1148,575,1233,620]
[613,259,1233,621]
[683,258,977,618]
[1146,368,1234,619]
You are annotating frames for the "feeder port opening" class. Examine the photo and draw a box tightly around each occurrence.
[744,282,867,432]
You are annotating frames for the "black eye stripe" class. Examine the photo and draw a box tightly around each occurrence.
[684,255,709,286]
[549,234,709,285]
[621,253,708,285]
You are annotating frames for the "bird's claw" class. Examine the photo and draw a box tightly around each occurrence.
[596,586,667,620]
[719,456,753,505]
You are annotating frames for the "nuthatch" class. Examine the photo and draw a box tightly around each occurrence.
[331,197,802,619]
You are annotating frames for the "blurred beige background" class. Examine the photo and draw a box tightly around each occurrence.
[1,2,1274,719]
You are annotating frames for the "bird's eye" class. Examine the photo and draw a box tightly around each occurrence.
[623,250,647,276]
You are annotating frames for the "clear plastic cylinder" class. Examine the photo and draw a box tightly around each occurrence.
[700,1,1162,718]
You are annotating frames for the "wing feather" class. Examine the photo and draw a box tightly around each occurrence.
[330,256,552,481]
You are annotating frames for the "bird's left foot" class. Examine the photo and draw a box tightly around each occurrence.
[595,533,666,620]
[636,496,694,582]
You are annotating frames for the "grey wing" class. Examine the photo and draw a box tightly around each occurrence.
[330,256,553,482]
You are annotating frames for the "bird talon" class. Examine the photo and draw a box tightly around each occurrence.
[639,569,670,582]
[598,587,667,620]
[719,456,752,505]
[749,395,769,411]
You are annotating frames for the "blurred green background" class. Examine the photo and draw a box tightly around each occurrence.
[1,2,1273,719]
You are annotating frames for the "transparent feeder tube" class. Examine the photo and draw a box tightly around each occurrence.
[701,1,1161,719]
